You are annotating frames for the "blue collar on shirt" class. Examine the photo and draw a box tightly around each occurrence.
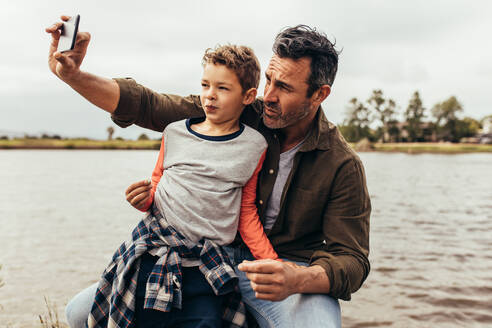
[186,117,245,141]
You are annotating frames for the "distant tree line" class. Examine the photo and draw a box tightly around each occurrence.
[2,98,489,144]
[338,90,491,143]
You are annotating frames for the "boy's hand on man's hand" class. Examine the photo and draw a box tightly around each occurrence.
[45,15,91,82]
[125,179,153,211]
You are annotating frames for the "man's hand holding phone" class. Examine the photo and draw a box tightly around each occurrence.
[46,15,90,82]
[45,14,120,112]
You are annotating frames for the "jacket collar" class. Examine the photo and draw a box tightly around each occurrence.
[299,106,333,152]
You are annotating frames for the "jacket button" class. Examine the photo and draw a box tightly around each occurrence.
[259,200,264,205]
[269,169,274,174]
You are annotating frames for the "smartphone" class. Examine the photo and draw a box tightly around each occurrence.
[58,15,80,53]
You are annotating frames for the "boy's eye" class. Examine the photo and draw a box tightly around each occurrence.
[219,86,229,90]
[201,83,209,88]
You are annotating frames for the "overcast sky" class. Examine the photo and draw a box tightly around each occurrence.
[1,0,492,140]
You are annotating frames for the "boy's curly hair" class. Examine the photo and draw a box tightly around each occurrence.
[202,45,260,93]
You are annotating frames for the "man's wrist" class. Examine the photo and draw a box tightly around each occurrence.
[293,264,330,294]
[60,69,85,85]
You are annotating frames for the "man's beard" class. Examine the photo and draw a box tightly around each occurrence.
[262,101,312,129]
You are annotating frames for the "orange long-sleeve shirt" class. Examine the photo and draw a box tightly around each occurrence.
[141,134,279,261]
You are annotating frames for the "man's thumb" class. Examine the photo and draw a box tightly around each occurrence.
[54,52,70,66]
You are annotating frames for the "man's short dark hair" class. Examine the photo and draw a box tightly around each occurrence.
[273,25,339,97]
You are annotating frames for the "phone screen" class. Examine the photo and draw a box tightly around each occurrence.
[58,15,80,53]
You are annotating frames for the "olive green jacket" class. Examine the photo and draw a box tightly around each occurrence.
[111,78,371,301]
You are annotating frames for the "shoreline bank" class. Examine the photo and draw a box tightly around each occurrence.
[1,139,492,153]
[0,139,161,150]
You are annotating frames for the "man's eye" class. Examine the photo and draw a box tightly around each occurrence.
[201,83,209,88]
[219,86,229,90]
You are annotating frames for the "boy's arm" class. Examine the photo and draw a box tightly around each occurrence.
[238,150,279,260]
[127,135,165,211]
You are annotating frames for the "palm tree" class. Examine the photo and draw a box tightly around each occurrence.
[107,126,115,141]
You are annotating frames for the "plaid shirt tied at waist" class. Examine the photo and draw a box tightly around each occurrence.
[87,204,247,328]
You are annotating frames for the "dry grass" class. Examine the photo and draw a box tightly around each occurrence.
[0,268,66,327]
[38,297,68,328]
[0,264,3,312]
[0,264,4,289]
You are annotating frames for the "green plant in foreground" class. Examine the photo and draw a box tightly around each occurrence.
[39,296,67,328]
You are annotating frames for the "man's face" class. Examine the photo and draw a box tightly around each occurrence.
[200,63,247,125]
[262,55,316,129]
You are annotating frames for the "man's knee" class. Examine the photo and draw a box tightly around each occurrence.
[243,293,341,328]
[65,283,98,328]
[289,294,341,328]
[65,299,86,328]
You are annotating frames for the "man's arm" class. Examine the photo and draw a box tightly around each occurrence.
[111,78,203,132]
[239,156,371,301]
[309,157,371,300]
[46,16,120,112]
[237,260,330,301]
[46,16,203,128]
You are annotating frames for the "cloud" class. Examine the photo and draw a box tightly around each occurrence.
[1,0,492,138]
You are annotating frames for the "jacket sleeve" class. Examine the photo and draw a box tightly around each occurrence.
[111,78,204,132]
[140,134,166,212]
[309,158,371,301]
[238,150,279,260]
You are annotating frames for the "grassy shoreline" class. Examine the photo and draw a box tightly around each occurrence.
[1,139,492,153]
[0,138,161,150]
[370,142,492,154]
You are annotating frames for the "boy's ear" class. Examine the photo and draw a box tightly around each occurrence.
[242,88,257,105]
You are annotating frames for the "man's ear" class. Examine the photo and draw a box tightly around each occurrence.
[242,88,257,105]
[311,85,331,107]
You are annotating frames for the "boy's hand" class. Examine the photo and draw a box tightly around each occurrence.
[45,15,91,82]
[125,180,153,210]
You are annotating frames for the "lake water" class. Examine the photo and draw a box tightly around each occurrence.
[0,150,491,327]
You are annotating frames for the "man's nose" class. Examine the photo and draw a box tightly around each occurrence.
[263,84,277,103]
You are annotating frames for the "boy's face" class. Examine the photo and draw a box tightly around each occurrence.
[200,63,250,125]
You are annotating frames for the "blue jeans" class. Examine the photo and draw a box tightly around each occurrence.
[223,246,341,328]
[66,248,341,328]
[135,253,223,327]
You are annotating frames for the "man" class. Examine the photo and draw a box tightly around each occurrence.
[46,18,370,328]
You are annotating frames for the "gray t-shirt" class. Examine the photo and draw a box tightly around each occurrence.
[154,118,267,245]
[263,140,305,231]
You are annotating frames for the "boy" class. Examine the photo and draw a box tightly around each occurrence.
[87,45,278,328]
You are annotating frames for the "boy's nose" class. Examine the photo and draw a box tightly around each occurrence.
[206,89,217,100]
